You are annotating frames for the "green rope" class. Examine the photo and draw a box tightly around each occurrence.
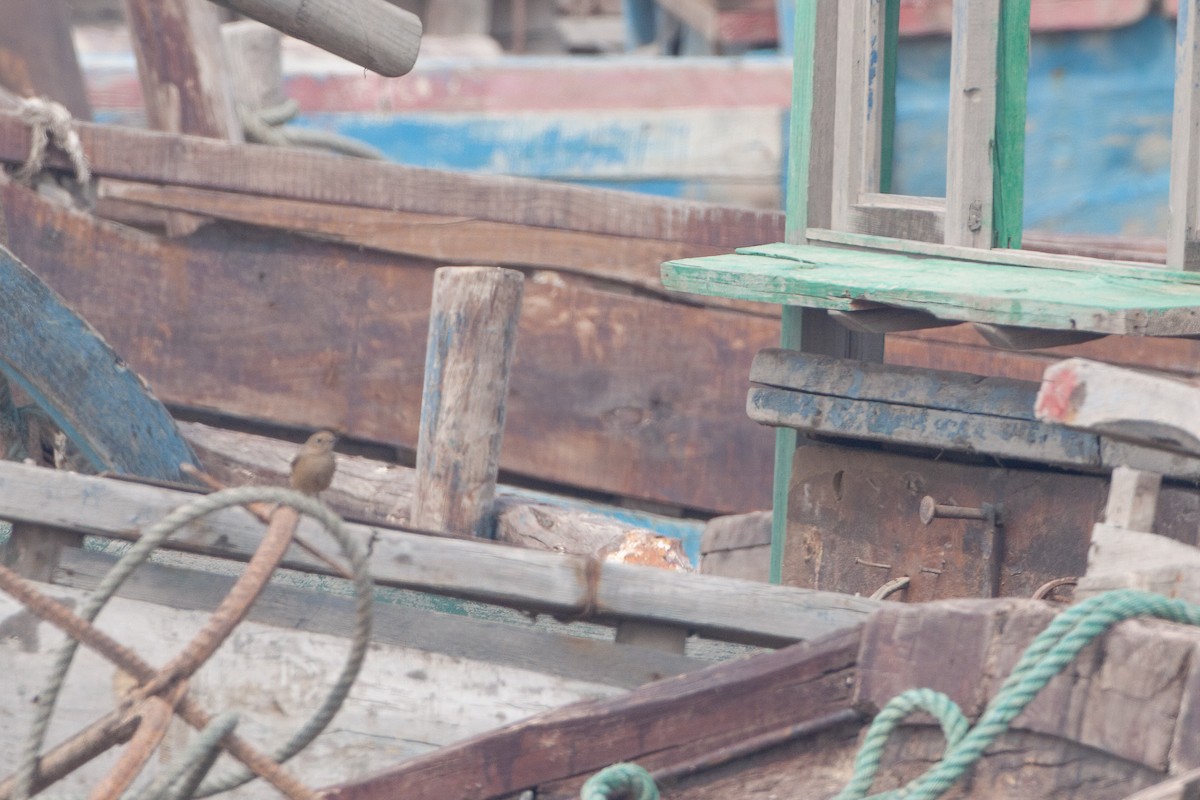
[835,589,1200,800]
[580,763,659,800]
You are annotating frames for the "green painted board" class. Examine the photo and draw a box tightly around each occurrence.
[661,243,1200,336]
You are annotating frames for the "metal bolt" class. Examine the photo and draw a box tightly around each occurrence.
[919,496,990,525]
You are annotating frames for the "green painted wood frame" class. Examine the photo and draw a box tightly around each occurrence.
[769,0,1031,582]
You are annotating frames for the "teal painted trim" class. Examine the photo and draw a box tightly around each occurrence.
[994,0,1030,248]
[879,0,901,194]
[770,306,805,585]
[785,0,818,242]
[774,0,820,583]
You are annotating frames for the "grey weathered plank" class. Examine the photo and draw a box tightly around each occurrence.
[747,385,1101,467]
[0,243,198,481]
[944,0,999,248]
[750,348,1040,420]
[0,113,783,249]
[54,548,702,689]
[1168,0,1200,271]
[0,461,877,646]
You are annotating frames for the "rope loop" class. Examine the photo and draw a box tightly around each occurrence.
[14,96,91,186]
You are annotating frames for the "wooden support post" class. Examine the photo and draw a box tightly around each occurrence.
[1103,466,1161,533]
[220,20,285,115]
[775,0,883,585]
[1169,0,1200,270]
[944,0,1000,248]
[0,0,92,120]
[124,0,242,237]
[829,0,886,232]
[410,267,524,538]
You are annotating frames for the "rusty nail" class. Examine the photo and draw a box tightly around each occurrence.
[854,557,893,570]
[920,496,990,525]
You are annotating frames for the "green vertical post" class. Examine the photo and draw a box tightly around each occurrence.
[772,0,895,584]
[772,0,820,584]
[993,0,1029,248]
[879,0,901,195]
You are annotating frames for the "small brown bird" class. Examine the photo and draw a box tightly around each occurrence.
[290,430,337,495]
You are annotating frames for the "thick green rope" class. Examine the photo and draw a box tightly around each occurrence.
[835,589,1200,800]
[580,763,659,800]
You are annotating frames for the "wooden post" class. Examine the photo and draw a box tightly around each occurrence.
[1169,0,1200,270]
[210,0,421,77]
[410,267,524,538]
[124,0,242,237]
[220,20,285,115]
[1104,466,1161,533]
[944,0,1000,248]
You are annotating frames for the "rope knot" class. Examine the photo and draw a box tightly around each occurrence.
[14,96,91,186]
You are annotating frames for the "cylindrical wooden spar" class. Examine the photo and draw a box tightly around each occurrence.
[209,0,422,77]
[411,267,524,538]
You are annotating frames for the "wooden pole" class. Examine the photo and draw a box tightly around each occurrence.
[410,267,524,538]
[209,0,421,78]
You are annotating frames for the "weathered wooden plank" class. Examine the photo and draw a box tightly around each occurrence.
[1169,0,1200,270]
[1121,770,1200,800]
[1036,358,1200,458]
[0,239,197,480]
[1104,466,1162,532]
[663,244,1200,335]
[94,180,737,300]
[0,0,91,119]
[0,461,878,646]
[807,228,1175,279]
[992,0,1029,248]
[123,0,241,142]
[944,0,999,248]
[2,181,775,513]
[845,195,946,242]
[320,626,862,799]
[0,579,621,795]
[411,268,524,538]
[0,112,784,249]
[748,385,1101,467]
[751,348,1040,420]
[54,547,703,688]
[830,307,956,334]
[1078,523,1200,602]
[211,0,421,77]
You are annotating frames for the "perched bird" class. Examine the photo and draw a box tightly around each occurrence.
[290,430,337,495]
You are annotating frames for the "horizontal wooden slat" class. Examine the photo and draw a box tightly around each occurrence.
[0,460,878,646]
[55,548,703,688]
[664,242,1200,335]
[321,626,862,799]
[0,113,783,249]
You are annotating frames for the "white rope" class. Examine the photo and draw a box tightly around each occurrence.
[14,96,90,186]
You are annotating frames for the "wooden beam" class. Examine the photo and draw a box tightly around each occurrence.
[1168,0,1200,270]
[54,547,704,689]
[319,627,862,799]
[0,460,879,646]
[829,307,956,334]
[0,112,783,249]
[1103,466,1161,532]
[411,268,524,537]
[123,0,241,142]
[846,194,946,243]
[992,0,1029,248]
[944,0,1000,248]
[210,0,421,77]
[1036,358,1200,458]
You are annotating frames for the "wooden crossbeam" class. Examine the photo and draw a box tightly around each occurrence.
[0,460,879,647]
[1169,0,1200,270]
